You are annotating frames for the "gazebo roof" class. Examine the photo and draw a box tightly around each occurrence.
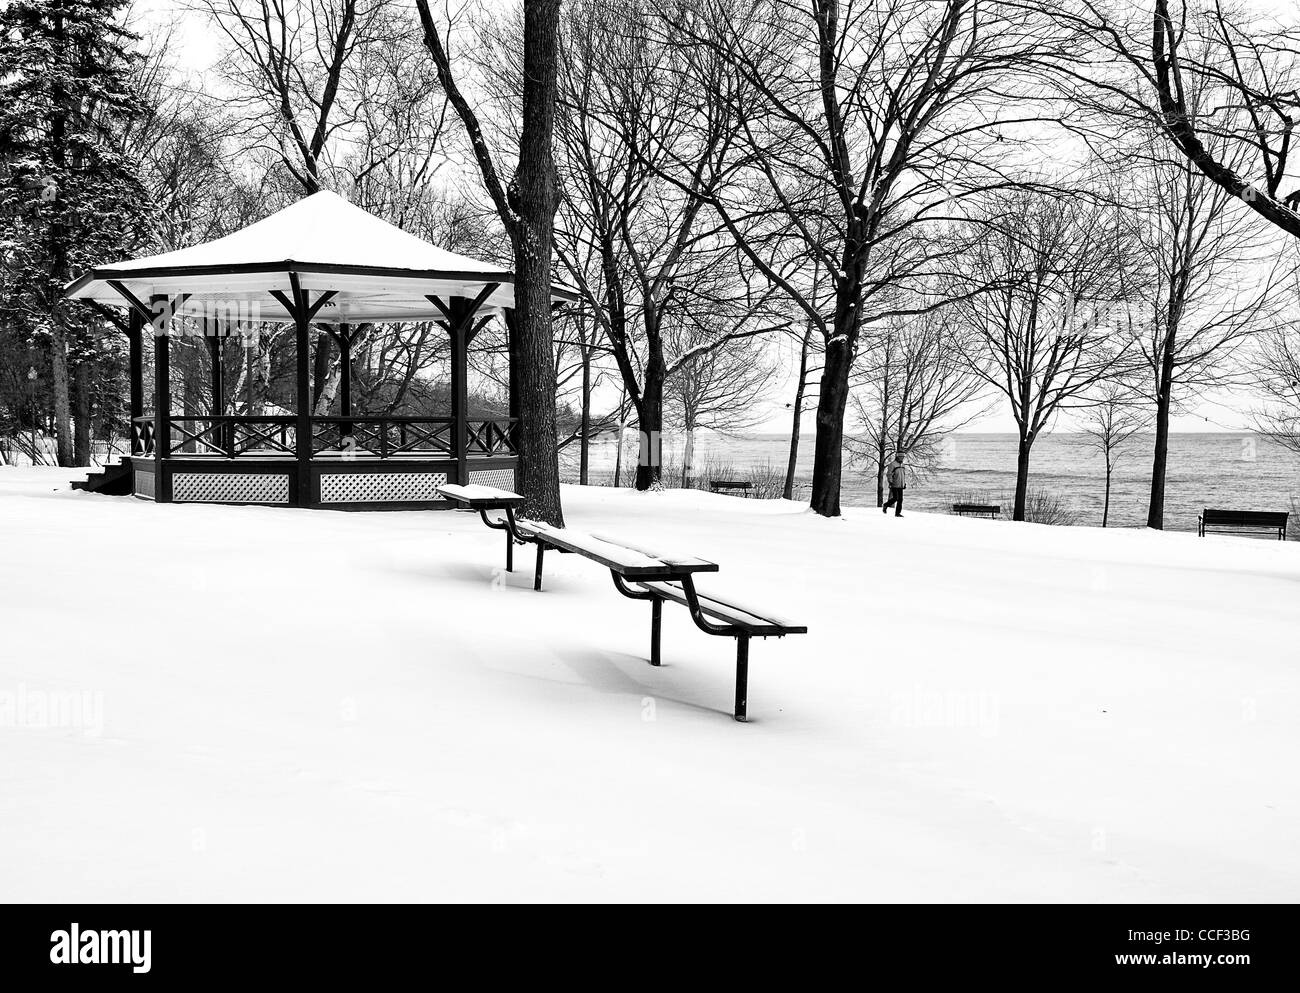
[64,190,576,326]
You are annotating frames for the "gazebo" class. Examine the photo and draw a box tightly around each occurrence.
[65,191,575,508]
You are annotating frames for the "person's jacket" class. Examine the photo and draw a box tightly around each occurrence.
[888,465,906,489]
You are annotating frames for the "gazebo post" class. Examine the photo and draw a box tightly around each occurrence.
[274,276,338,507]
[450,320,469,485]
[208,322,228,454]
[338,323,352,418]
[127,309,144,451]
[291,280,312,505]
[210,322,226,415]
[429,285,499,486]
[150,294,172,502]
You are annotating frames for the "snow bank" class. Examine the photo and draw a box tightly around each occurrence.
[1,467,1297,901]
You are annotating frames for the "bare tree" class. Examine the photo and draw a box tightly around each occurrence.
[848,306,988,506]
[781,314,823,500]
[417,0,566,524]
[1117,132,1282,528]
[1253,266,1300,455]
[546,0,765,490]
[654,0,1077,517]
[551,303,621,479]
[196,0,390,194]
[1057,1,1300,240]
[957,190,1138,520]
[664,317,776,488]
[1081,380,1150,526]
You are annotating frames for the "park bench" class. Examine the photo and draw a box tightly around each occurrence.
[436,482,527,570]
[709,480,752,497]
[437,482,807,720]
[1198,508,1288,541]
[952,502,1001,519]
[606,538,807,721]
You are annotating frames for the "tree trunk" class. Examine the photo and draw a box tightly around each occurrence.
[182,367,200,454]
[1102,456,1112,527]
[316,323,369,416]
[313,357,341,416]
[1147,357,1175,529]
[509,0,564,525]
[47,10,74,468]
[311,334,332,410]
[682,422,695,489]
[876,443,887,508]
[783,325,811,500]
[72,361,92,466]
[635,358,664,491]
[1013,432,1032,522]
[809,336,853,517]
[579,345,591,486]
[256,342,271,416]
[875,392,890,507]
[613,389,627,487]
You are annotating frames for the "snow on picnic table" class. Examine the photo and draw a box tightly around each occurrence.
[0,466,1297,902]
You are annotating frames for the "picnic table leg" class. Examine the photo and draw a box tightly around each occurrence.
[734,635,750,722]
[650,598,662,666]
[505,527,513,572]
[534,542,545,592]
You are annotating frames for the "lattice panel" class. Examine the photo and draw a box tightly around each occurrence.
[172,472,290,504]
[133,469,156,500]
[319,471,448,503]
[469,468,517,492]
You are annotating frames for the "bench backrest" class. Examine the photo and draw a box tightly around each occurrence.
[953,503,1000,512]
[710,480,751,488]
[1202,509,1288,526]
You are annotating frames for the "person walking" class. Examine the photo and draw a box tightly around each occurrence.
[882,452,906,517]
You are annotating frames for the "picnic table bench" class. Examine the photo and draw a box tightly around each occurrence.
[709,480,752,497]
[436,482,526,570]
[1198,508,1288,540]
[952,502,1001,518]
[437,482,806,720]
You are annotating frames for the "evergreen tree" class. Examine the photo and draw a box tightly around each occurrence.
[0,0,150,465]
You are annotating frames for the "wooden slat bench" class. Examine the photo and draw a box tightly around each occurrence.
[709,480,752,497]
[437,482,807,720]
[1198,508,1288,540]
[952,502,1000,518]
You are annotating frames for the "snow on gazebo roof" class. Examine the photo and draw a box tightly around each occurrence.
[64,190,576,326]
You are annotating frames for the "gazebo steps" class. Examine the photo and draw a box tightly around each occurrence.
[71,458,133,496]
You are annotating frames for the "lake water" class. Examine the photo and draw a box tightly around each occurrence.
[567,431,1300,532]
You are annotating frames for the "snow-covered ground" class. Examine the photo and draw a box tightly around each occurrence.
[1,466,1297,902]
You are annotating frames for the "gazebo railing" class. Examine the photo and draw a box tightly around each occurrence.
[161,416,297,457]
[467,417,519,456]
[133,414,519,460]
[131,416,155,456]
[311,416,454,457]
[311,416,519,458]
